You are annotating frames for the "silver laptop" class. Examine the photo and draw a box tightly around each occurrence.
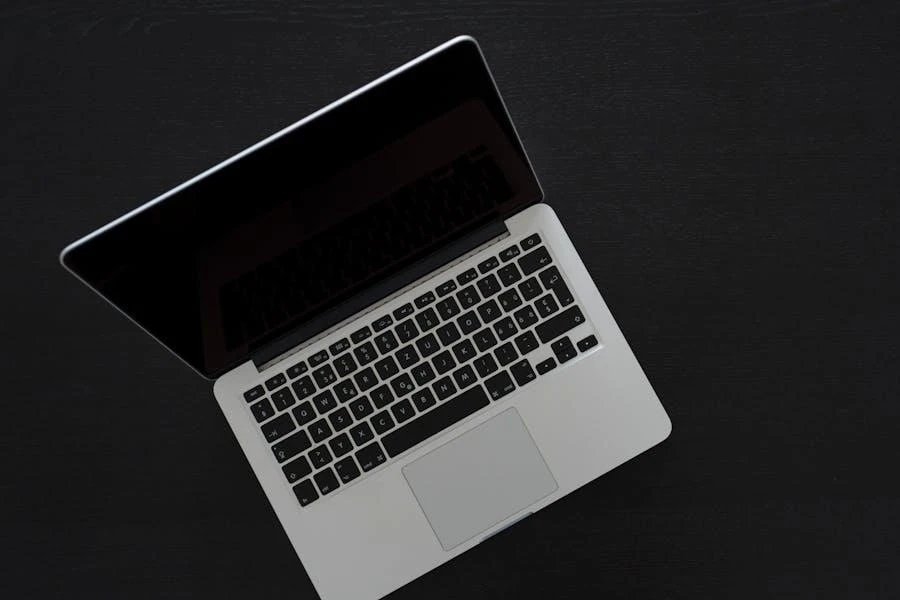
[60,36,671,600]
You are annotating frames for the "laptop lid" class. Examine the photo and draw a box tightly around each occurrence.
[61,36,543,379]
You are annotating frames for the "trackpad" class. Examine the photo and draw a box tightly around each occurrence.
[402,408,558,551]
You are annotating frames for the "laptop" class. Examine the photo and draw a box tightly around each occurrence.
[60,36,671,600]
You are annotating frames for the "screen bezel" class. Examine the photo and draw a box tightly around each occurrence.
[60,36,544,380]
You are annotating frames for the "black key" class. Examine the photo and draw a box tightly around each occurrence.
[329,337,350,356]
[412,361,436,386]
[373,314,393,332]
[514,331,540,355]
[333,380,358,403]
[535,293,559,318]
[371,410,395,434]
[272,430,311,463]
[349,395,374,420]
[382,386,489,457]
[473,328,498,352]
[312,364,337,388]
[451,338,476,363]
[250,398,274,423]
[411,388,437,411]
[520,233,541,251]
[309,418,332,443]
[370,384,394,409]
[244,385,265,403]
[293,479,318,506]
[518,246,552,276]
[452,364,477,389]
[355,442,387,472]
[328,406,353,431]
[415,308,439,332]
[518,277,542,301]
[314,467,339,495]
[395,345,419,369]
[436,296,460,320]
[476,273,501,297]
[390,373,415,397]
[456,285,480,309]
[457,268,478,284]
[433,376,457,401]
[329,432,354,457]
[309,419,331,442]
[473,354,499,378]
[432,350,456,375]
[493,316,517,341]
[353,341,378,366]
[286,361,308,379]
[577,335,599,352]
[436,279,457,297]
[309,445,333,468]
[536,305,586,344]
[477,298,502,323]
[374,330,399,354]
[291,375,316,401]
[485,371,516,401]
[436,321,462,346]
[539,266,574,306]
[334,456,361,483]
[350,326,371,344]
[334,353,358,377]
[261,413,296,443]
[457,311,481,335]
[498,288,523,312]
[271,387,296,411]
[374,356,399,380]
[395,319,419,343]
[292,401,315,426]
[510,359,537,386]
[349,421,374,446]
[478,256,499,273]
[414,291,435,308]
[536,357,557,375]
[514,305,539,329]
[415,333,440,358]
[500,245,520,262]
[264,373,287,391]
[551,337,578,364]
[312,390,338,414]
[282,455,312,484]
[497,263,522,286]
[392,303,414,320]
[391,398,416,423]
[353,366,378,391]
[308,350,329,368]
[494,342,519,366]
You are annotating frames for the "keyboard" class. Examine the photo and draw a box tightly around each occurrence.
[241,232,600,507]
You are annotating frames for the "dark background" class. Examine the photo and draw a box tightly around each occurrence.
[2,1,898,598]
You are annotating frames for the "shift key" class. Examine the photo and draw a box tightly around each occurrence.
[535,305,586,344]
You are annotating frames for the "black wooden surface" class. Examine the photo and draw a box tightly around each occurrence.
[2,1,899,598]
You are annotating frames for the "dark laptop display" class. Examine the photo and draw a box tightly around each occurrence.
[62,40,542,378]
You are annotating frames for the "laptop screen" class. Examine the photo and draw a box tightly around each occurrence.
[61,38,542,378]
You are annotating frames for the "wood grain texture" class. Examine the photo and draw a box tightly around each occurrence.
[2,1,898,598]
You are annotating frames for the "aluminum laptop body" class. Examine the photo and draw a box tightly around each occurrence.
[61,36,671,600]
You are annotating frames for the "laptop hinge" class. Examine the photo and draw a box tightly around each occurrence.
[251,218,509,372]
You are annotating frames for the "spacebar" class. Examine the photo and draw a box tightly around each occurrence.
[382,386,490,457]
